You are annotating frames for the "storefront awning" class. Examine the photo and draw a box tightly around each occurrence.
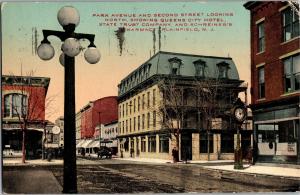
[81,140,94,148]
[76,140,86,148]
[254,116,300,124]
[89,140,100,148]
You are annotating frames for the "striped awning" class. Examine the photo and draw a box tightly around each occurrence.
[81,140,94,148]
[76,140,86,148]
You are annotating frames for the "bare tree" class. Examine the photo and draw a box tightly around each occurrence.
[150,75,246,161]
[4,70,55,163]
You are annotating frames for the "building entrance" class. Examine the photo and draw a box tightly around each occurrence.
[181,133,192,161]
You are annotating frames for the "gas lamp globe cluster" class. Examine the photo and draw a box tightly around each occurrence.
[37,6,101,65]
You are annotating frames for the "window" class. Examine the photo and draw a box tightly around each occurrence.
[129,118,131,132]
[138,96,140,111]
[133,117,136,131]
[147,113,150,128]
[134,99,136,113]
[193,59,206,77]
[257,22,265,53]
[4,93,28,118]
[221,133,234,153]
[159,134,169,153]
[138,116,140,131]
[142,114,145,129]
[119,106,121,118]
[148,136,156,152]
[153,111,156,128]
[126,120,128,133]
[153,89,156,106]
[129,101,132,115]
[200,133,213,153]
[147,91,150,108]
[217,62,230,79]
[168,57,182,75]
[122,104,124,117]
[124,139,129,151]
[141,137,146,152]
[258,67,265,98]
[142,94,145,109]
[282,7,299,42]
[126,103,128,116]
[284,54,300,92]
[122,121,124,134]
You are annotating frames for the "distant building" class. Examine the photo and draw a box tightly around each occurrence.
[75,112,81,144]
[80,97,118,139]
[55,116,64,148]
[2,75,50,158]
[117,51,249,161]
[76,96,118,155]
[101,120,118,154]
[244,1,300,164]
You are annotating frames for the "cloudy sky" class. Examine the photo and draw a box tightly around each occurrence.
[2,1,250,122]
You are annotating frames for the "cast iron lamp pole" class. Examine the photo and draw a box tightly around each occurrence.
[37,6,100,193]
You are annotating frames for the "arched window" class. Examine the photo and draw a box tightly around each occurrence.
[4,93,28,118]
[217,61,230,79]
[168,57,182,75]
[193,59,206,77]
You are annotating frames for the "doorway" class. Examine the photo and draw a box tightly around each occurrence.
[181,133,192,160]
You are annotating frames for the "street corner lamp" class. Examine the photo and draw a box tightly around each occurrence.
[37,5,101,193]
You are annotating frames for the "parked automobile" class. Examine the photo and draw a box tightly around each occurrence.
[97,147,112,159]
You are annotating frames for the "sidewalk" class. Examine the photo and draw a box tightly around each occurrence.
[3,158,63,166]
[115,157,300,179]
[3,166,62,193]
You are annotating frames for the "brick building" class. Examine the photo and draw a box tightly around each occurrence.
[2,75,50,158]
[244,1,300,164]
[76,96,118,155]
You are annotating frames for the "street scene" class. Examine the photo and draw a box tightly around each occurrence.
[2,1,300,194]
[3,157,300,193]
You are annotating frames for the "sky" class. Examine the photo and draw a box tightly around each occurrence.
[2,1,250,122]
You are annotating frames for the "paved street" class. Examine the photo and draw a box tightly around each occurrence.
[3,157,300,193]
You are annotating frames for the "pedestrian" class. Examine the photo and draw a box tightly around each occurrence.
[246,146,253,165]
[172,147,178,163]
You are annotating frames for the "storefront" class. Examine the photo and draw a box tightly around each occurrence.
[254,106,300,164]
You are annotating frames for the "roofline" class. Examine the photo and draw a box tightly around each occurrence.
[92,96,118,103]
[243,1,262,10]
[119,51,233,85]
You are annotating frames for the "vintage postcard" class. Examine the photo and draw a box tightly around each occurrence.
[1,0,300,194]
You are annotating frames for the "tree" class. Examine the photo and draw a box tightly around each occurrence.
[4,71,54,163]
[152,75,247,161]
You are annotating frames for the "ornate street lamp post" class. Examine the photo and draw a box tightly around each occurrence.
[37,6,100,193]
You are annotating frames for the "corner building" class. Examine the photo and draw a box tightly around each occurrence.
[117,51,250,160]
[244,1,300,164]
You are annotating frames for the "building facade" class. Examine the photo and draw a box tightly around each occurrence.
[55,116,64,148]
[2,75,50,158]
[244,1,300,164]
[101,120,118,154]
[76,96,118,155]
[117,51,251,161]
[75,112,81,144]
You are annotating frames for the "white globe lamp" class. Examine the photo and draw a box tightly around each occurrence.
[62,38,81,57]
[84,47,101,64]
[59,53,65,66]
[37,43,55,60]
[57,6,80,27]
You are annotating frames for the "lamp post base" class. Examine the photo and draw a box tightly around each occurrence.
[234,148,244,170]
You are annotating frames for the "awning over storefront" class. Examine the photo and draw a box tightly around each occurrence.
[76,140,86,148]
[88,140,100,148]
[254,116,300,124]
[81,140,94,148]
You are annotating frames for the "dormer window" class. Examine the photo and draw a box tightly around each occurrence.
[168,57,182,75]
[217,61,230,79]
[193,59,206,77]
